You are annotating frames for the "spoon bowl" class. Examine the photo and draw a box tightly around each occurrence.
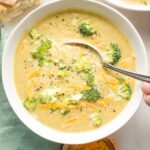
[64,40,150,83]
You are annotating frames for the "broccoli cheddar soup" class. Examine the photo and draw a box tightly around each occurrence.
[123,0,150,5]
[14,10,136,132]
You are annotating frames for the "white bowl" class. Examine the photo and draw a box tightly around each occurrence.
[2,0,148,144]
[105,0,150,11]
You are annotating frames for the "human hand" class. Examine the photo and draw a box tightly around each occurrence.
[142,82,150,106]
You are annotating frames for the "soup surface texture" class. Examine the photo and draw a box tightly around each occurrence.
[14,10,136,132]
[123,0,150,5]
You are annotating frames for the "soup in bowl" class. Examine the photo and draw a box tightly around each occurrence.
[105,0,150,11]
[2,0,148,144]
[123,0,150,5]
[15,9,136,132]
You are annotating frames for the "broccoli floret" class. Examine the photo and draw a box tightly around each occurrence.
[32,50,46,66]
[40,88,60,104]
[28,29,41,40]
[90,112,102,126]
[60,107,70,115]
[117,78,132,100]
[105,43,121,65]
[58,69,69,78]
[75,60,91,73]
[37,38,52,52]
[23,97,37,112]
[82,87,101,102]
[67,100,79,105]
[86,73,95,86]
[50,108,57,113]
[74,59,95,86]
[79,21,96,36]
[38,95,51,104]
[31,38,52,66]
[32,51,50,67]
[66,94,82,105]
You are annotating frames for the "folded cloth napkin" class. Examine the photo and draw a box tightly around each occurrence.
[0,28,62,150]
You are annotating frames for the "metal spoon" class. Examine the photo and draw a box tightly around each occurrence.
[64,40,150,83]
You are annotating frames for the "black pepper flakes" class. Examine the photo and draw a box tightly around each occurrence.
[80,107,83,112]
[113,109,116,112]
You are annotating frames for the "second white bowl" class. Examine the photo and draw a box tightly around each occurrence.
[105,0,150,11]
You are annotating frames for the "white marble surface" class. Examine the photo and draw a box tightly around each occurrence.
[3,1,150,149]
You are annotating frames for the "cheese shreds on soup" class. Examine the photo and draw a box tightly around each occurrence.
[14,10,136,132]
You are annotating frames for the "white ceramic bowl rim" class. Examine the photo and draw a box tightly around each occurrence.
[105,0,150,11]
[2,0,148,144]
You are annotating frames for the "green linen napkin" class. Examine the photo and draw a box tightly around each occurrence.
[0,27,62,150]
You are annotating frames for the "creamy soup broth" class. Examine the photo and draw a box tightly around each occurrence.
[14,10,136,132]
[123,0,150,5]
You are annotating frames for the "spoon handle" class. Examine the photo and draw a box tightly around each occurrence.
[63,41,149,83]
[104,63,150,83]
